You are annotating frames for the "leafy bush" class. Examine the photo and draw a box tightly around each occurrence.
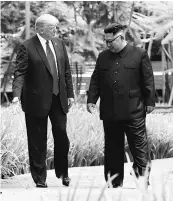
[1,104,173,178]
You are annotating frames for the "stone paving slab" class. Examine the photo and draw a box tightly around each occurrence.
[1,158,173,201]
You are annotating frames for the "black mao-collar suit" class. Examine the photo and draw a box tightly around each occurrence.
[13,35,74,185]
[87,43,155,187]
[87,43,155,121]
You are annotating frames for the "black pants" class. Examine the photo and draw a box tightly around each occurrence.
[25,94,69,184]
[103,117,150,186]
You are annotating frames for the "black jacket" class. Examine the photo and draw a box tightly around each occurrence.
[87,43,155,121]
[13,35,74,116]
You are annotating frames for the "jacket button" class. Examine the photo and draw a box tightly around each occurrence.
[114,81,117,83]
[115,71,117,74]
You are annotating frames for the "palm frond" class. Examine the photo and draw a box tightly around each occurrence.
[154,26,168,40]
[151,14,173,24]
[154,21,173,41]
[132,19,151,32]
[162,29,173,45]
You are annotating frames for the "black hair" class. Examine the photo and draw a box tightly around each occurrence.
[104,23,126,35]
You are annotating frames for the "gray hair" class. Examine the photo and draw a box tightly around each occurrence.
[35,14,59,32]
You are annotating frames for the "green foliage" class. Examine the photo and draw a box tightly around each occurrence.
[1,1,49,34]
[1,104,173,178]
[1,1,173,62]
[1,1,25,33]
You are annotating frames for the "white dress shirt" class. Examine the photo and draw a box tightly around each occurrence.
[37,33,58,72]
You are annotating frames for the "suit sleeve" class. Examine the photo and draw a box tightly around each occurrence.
[12,44,28,99]
[62,41,74,98]
[140,51,155,106]
[87,55,100,104]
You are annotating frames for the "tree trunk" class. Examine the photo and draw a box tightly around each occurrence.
[168,42,173,105]
[168,86,173,106]
[72,4,77,53]
[25,1,30,39]
[87,22,99,60]
[147,31,154,59]
[124,1,134,37]
[113,1,118,23]
[162,48,166,102]
[162,43,173,104]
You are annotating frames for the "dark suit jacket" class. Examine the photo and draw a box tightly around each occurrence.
[87,43,155,121]
[13,35,74,116]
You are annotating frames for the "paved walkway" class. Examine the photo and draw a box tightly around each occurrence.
[1,158,173,201]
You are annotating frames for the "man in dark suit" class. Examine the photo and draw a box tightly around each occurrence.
[87,23,155,188]
[12,14,74,187]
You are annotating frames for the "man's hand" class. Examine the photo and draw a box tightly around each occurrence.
[87,103,96,114]
[146,106,155,114]
[68,98,74,109]
[11,97,21,114]
[12,97,20,103]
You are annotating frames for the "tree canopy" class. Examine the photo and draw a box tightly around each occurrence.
[1,1,173,103]
[1,1,173,63]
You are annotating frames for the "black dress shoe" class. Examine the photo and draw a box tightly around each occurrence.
[61,176,71,186]
[112,184,122,188]
[108,182,123,188]
[36,182,47,188]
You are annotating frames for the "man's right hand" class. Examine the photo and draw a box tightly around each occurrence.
[87,103,96,114]
[12,97,20,103]
[12,97,21,114]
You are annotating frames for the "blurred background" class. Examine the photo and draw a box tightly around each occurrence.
[1,1,173,179]
[1,1,173,105]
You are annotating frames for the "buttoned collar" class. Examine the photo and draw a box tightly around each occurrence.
[118,43,130,58]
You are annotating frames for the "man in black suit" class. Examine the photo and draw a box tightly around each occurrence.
[12,14,74,187]
[87,23,155,188]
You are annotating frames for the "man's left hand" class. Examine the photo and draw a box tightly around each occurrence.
[68,98,75,109]
[146,106,155,114]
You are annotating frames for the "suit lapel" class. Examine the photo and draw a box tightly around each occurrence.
[51,39,62,77]
[33,35,52,75]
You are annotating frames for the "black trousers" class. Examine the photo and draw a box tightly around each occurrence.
[103,117,150,186]
[25,94,69,184]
